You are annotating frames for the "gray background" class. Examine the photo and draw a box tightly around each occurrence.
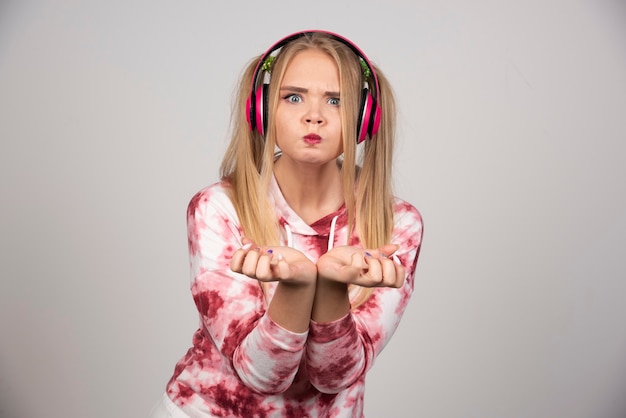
[1,0,625,417]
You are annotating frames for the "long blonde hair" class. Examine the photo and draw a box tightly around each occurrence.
[220,32,396,307]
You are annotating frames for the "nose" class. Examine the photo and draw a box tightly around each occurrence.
[305,116,323,124]
[304,101,325,125]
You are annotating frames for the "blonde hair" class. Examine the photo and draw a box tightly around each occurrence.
[220,33,396,307]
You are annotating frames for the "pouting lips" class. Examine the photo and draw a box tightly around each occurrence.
[304,134,321,144]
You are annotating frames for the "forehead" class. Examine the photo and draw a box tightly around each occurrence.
[281,49,339,85]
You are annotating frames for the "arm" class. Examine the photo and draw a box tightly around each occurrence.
[230,241,317,333]
[187,186,311,394]
[305,201,424,392]
[311,243,404,323]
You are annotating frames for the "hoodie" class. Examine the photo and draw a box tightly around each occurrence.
[165,176,423,417]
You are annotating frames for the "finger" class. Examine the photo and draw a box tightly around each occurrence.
[230,242,253,272]
[274,254,291,280]
[255,252,275,281]
[230,249,244,272]
[378,256,397,287]
[379,243,400,258]
[394,263,406,288]
[241,248,261,277]
[266,249,279,266]
[352,252,371,275]
[362,254,383,286]
[353,252,368,269]
[362,248,383,259]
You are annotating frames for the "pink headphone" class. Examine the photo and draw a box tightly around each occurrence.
[245,30,382,144]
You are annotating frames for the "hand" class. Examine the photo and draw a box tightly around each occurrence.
[230,238,317,285]
[316,244,405,288]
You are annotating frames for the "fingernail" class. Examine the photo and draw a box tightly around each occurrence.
[277,253,284,260]
[365,252,372,257]
[242,243,252,250]
[267,249,273,254]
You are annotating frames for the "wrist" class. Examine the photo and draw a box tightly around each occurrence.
[311,276,350,323]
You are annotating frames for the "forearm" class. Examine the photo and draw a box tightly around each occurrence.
[268,281,316,333]
[235,280,316,393]
[305,254,368,391]
[311,277,350,323]
[308,276,365,393]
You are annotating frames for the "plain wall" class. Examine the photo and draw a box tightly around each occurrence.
[1,0,625,417]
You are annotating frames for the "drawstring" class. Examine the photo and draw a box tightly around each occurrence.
[328,215,339,251]
[282,214,339,251]
[284,224,293,248]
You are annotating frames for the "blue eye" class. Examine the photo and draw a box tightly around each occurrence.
[328,97,340,106]
[284,94,302,103]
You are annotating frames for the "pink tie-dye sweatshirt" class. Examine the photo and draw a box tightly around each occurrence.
[165,176,423,417]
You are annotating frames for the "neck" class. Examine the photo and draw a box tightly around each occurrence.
[274,157,344,224]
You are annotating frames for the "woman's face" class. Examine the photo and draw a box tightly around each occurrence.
[274,48,343,167]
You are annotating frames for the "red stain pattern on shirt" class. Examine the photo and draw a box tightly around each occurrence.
[165,180,423,417]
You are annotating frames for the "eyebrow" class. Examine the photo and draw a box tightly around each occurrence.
[280,86,340,97]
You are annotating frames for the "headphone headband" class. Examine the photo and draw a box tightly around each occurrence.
[246,30,382,143]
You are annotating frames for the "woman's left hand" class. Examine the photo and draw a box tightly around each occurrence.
[316,244,405,288]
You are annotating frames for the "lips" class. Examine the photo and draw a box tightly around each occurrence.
[303,134,321,145]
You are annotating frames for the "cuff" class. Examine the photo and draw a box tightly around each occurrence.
[309,312,353,343]
[259,312,308,352]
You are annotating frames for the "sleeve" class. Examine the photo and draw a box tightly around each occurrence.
[305,200,423,393]
[187,185,308,394]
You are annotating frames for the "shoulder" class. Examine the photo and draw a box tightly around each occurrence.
[392,196,423,225]
[187,180,235,219]
[392,196,424,240]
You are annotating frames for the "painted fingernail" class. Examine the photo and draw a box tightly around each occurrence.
[241,243,252,250]
[267,249,273,254]
[365,252,372,257]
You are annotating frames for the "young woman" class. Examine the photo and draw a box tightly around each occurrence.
[151,30,423,417]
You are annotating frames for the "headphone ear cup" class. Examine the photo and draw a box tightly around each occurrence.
[246,93,255,131]
[254,84,270,136]
[357,88,373,144]
[356,88,382,144]
[370,100,381,139]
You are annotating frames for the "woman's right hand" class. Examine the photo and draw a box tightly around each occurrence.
[230,238,317,286]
